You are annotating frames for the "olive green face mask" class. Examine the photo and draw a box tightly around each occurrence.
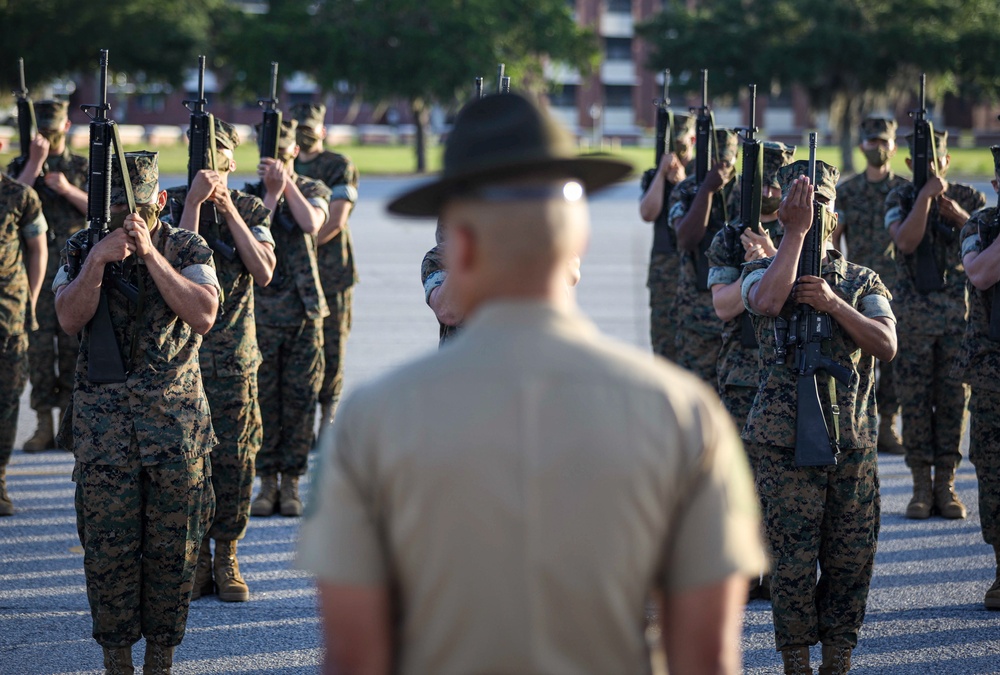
[109,203,160,232]
[38,129,66,148]
[821,207,838,241]
[863,146,891,168]
[761,195,782,215]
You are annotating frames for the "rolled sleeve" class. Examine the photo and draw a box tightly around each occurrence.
[251,225,275,247]
[962,232,982,258]
[860,294,895,321]
[423,269,447,304]
[22,213,48,240]
[708,265,740,289]
[308,196,331,221]
[52,265,70,293]
[181,263,221,297]
[741,268,767,314]
[884,205,903,229]
[330,184,358,204]
[668,201,686,231]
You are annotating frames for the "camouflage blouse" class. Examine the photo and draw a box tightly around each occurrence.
[0,175,47,337]
[835,171,907,290]
[955,206,1000,392]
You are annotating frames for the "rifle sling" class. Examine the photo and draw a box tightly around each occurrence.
[827,372,840,448]
[110,122,145,369]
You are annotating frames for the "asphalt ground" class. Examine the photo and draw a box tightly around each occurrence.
[3,176,999,674]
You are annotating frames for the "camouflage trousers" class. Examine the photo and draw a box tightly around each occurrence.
[750,442,880,650]
[255,319,323,477]
[896,332,969,469]
[876,356,898,413]
[721,385,757,439]
[969,388,1000,547]
[74,454,214,648]
[674,328,722,391]
[204,372,261,541]
[0,334,28,468]
[28,280,78,413]
[319,287,353,419]
[647,252,678,360]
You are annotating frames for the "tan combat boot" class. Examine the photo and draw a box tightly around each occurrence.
[190,537,213,600]
[102,646,134,675]
[143,641,174,675]
[818,644,852,675]
[23,409,54,453]
[986,546,1000,611]
[876,411,905,455]
[214,539,250,602]
[250,475,279,517]
[279,473,303,517]
[905,466,933,519]
[781,646,813,674]
[933,465,967,519]
[0,469,13,517]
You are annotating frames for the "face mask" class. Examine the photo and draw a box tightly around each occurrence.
[863,146,891,167]
[38,130,66,148]
[761,195,782,215]
[108,204,160,232]
[821,207,838,241]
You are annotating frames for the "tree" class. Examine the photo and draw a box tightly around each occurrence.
[636,0,1000,173]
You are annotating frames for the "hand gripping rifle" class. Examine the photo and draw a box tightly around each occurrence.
[729,84,763,347]
[910,73,947,294]
[182,55,236,262]
[980,114,1000,340]
[689,69,726,289]
[258,62,294,232]
[73,49,140,384]
[785,133,852,467]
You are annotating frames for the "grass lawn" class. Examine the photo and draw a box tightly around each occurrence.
[1,141,995,181]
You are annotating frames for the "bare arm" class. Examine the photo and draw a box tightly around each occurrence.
[14,135,49,186]
[55,229,135,335]
[43,172,88,214]
[640,153,686,222]
[212,182,276,286]
[318,582,392,675]
[283,178,327,235]
[318,199,351,246]
[23,234,47,313]
[793,277,897,362]
[965,240,1000,290]
[675,161,728,251]
[889,176,946,255]
[712,280,746,322]
[748,178,811,317]
[660,575,748,675]
[428,273,464,327]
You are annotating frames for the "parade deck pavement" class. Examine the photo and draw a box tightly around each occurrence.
[3,176,998,674]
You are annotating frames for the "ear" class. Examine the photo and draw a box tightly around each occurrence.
[157,189,168,209]
[62,119,72,133]
[452,224,478,274]
[992,177,999,193]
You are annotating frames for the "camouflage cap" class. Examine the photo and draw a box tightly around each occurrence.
[992,146,1000,176]
[256,119,298,151]
[33,100,69,130]
[673,114,695,140]
[860,117,896,141]
[186,117,241,150]
[776,159,840,203]
[110,151,159,205]
[905,129,948,157]
[290,102,326,131]
[762,141,796,187]
[715,129,739,163]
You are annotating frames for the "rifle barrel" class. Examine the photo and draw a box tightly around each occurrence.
[496,64,505,94]
[701,69,708,107]
[16,57,27,96]
[808,131,818,185]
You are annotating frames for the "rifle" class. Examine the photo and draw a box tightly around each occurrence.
[689,68,725,290]
[13,57,37,175]
[909,73,946,294]
[475,77,484,99]
[981,124,1000,340]
[653,69,674,171]
[74,49,140,384]
[182,55,236,262]
[729,83,763,347]
[258,62,293,232]
[785,133,852,467]
[496,64,506,94]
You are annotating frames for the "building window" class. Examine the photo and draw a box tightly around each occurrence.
[607,0,632,13]
[604,37,632,61]
[549,84,578,108]
[604,85,633,108]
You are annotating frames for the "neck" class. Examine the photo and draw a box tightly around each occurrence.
[865,163,890,181]
[761,212,779,223]
[298,146,322,161]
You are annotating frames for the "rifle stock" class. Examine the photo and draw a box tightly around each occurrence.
[692,69,712,186]
[910,74,944,294]
[14,58,36,168]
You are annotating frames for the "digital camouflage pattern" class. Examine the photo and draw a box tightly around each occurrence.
[0,334,28,468]
[640,166,685,359]
[321,287,352,416]
[110,151,158,205]
[957,206,1000,547]
[761,141,796,186]
[748,440,880,650]
[74,455,214,647]
[185,117,240,152]
[421,242,460,344]
[667,172,741,383]
[776,159,840,203]
[740,250,893,449]
[56,223,218,464]
[244,175,331,325]
[860,117,897,142]
[905,129,948,158]
[254,319,324,477]
[33,100,69,128]
[835,171,907,293]
[8,147,87,414]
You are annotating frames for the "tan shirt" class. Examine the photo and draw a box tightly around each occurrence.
[298,300,764,675]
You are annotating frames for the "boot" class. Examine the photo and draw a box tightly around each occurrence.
[877,411,905,455]
[190,537,213,600]
[905,466,933,519]
[250,475,278,517]
[0,470,13,517]
[933,465,967,519]
[143,641,174,675]
[781,646,813,675]
[214,539,250,602]
[23,409,54,453]
[279,473,303,517]
[102,646,134,675]
[818,644,852,675]
[986,546,1000,611]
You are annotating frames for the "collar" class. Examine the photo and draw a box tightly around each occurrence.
[463,299,595,337]
[822,248,849,280]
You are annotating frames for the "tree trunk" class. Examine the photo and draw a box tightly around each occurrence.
[411,98,429,174]
[839,104,855,175]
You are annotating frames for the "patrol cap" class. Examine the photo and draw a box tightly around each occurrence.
[673,114,695,141]
[905,129,948,157]
[254,119,298,151]
[762,141,796,187]
[776,159,840,203]
[186,117,241,151]
[110,151,159,205]
[33,100,69,130]
[860,117,896,141]
[714,129,739,163]
[290,102,326,131]
[991,146,1000,176]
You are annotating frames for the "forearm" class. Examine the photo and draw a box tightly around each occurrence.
[675,189,713,251]
[55,256,106,334]
[15,159,44,186]
[285,182,325,234]
[711,281,745,322]
[59,183,89,215]
[639,175,666,222]
[179,193,204,233]
[965,247,1000,290]
[748,232,803,316]
[143,249,218,335]
[891,196,932,254]
[24,237,47,310]
[660,575,746,675]
[828,303,897,362]
[318,200,351,245]
[225,211,276,286]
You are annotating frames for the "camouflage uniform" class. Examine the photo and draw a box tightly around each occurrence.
[164,175,273,541]
[667,129,741,385]
[884,134,986,481]
[836,117,908,448]
[421,222,460,345]
[641,114,695,359]
[244,124,331,481]
[740,160,895,653]
[0,176,47,488]
[291,103,359,421]
[7,101,87,443]
[54,152,219,650]
[954,162,1000,604]
[707,141,795,430]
